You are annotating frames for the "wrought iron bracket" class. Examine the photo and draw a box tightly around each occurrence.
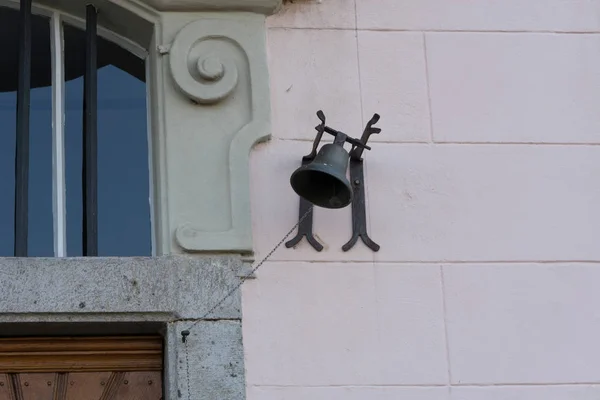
[342,158,380,252]
[342,113,381,252]
[285,111,327,251]
[287,111,381,252]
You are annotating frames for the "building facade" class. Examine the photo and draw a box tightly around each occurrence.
[246,1,600,400]
[1,0,599,399]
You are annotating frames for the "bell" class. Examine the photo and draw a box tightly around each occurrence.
[290,143,353,209]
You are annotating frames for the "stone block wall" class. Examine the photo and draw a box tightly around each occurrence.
[245,1,600,399]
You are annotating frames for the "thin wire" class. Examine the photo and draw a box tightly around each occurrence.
[181,207,313,334]
[184,340,191,400]
[180,207,313,399]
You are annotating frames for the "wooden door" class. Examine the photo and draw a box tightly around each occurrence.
[0,336,163,400]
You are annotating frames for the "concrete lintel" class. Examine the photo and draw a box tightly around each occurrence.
[0,256,244,320]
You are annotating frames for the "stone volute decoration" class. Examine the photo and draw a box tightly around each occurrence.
[166,14,271,254]
[0,0,282,399]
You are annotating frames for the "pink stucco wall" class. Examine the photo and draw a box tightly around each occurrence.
[245,1,600,399]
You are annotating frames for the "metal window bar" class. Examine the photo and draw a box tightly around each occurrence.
[14,0,33,257]
[82,4,98,256]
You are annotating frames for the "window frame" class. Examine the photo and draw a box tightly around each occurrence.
[0,0,157,257]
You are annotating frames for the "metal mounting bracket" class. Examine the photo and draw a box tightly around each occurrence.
[287,111,381,252]
[285,111,327,251]
[342,113,381,252]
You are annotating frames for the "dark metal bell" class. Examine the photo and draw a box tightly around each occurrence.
[290,143,353,209]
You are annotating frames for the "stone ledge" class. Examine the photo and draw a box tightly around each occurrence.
[145,0,282,14]
[40,0,282,16]
[0,256,245,320]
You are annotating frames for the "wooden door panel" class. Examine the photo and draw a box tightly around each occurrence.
[0,374,14,400]
[65,372,113,400]
[20,373,55,400]
[0,372,162,400]
[0,337,163,400]
[101,372,161,400]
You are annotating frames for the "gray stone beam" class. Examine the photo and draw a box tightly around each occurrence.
[0,256,248,400]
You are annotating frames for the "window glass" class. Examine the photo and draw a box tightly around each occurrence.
[0,86,16,257]
[0,7,53,256]
[64,24,151,256]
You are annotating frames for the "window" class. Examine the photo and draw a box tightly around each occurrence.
[0,1,152,257]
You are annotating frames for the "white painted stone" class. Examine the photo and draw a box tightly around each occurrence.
[368,144,600,262]
[444,264,600,384]
[356,0,600,32]
[267,0,355,29]
[374,264,447,384]
[242,261,379,386]
[358,31,430,142]
[242,262,447,386]
[248,386,450,400]
[250,139,374,262]
[267,28,362,141]
[426,33,600,144]
[450,386,600,400]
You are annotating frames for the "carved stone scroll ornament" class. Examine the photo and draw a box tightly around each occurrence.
[167,18,271,253]
[169,22,239,104]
